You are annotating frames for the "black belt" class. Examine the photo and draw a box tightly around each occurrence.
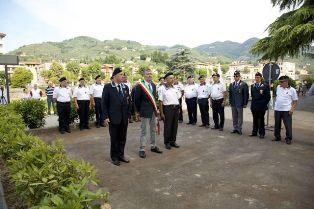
[211,98,223,101]
[57,101,70,104]
[164,105,179,108]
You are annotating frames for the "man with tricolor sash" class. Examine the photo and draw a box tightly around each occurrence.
[134,69,163,158]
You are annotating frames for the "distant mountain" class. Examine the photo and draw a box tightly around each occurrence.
[9,36,265,63]
[194,37,260,60]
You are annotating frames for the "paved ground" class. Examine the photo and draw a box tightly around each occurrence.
[32,96,314,209]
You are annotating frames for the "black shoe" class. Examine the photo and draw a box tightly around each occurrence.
[65,129,71,133]
[259,135,265,139]
[151,147,163,154]
[199,124,205,127]
[96,124,100,128]
[119,157,130,163]
[80,127,84,131]
[100,124,105,127]
[219,128,223,131]
[285,138,292,145]
[192,122,196,125]
[85,126,91,130]
[165,144,171,150]
[249,134,257,137]
[186,122,193,125]
[60,130,65,134]
[231,130,239,134]
[170,143,180,148]
[112,160,120,166]
[238,130,242,135]
[139,151,146,158]
[211,127,219,130]
[272,138,281,141]
[178,120,183,123]
[205,125,210,128]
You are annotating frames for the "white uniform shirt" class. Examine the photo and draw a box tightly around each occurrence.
[31,89,42,99]
[174,82,184,92]
[184,84,198,99]
[197,83,211,99]
[53,87,72,102]
[157,84,165,95]
[210,82,226,100]
[274,86,298,111]
[73,86,90,101]
[158,85,181,105]
[124,81,132,94]
[90,83,104,98]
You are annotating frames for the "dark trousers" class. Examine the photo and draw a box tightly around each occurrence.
[109,122,128,161]
[94,98,103,125]
[47,96,56,114]
[274,111,293,140]
[211,99,225,128]
[185,97,197,124]
[77,100,90,128]
[198,98,209,125]
[178,98,183,121]
[252,110,266,136]
[57,102,70,131]
[163,105,179,145]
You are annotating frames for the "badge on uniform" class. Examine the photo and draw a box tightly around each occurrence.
[260,90,263,94]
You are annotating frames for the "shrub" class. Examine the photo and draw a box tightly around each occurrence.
[10,99,47,129]
[0,105,109,208]
[10,67,33,88]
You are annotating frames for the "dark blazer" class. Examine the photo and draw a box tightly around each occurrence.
[102,82,130,125]
[250,83,271,111]
[134,82,157,118]
[229,80,249,108]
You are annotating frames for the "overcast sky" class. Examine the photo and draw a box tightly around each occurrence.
[1,0,282,52]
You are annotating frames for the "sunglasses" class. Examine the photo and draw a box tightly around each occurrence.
[234,75,239,77]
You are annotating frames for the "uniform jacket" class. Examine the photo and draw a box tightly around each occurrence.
[250,82,271,111]
[229,80,249,108]
[134,82,157,118]
[102,82,130,125]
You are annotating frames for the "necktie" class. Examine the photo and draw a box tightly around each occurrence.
[148,83,152,92]
[118,85,124,100]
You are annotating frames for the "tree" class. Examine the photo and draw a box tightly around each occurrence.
[138,63,150,75]
[104,55,121,64]
[140,54,148,61]
[49,62,64,78]
[81,62,103,81]
[151,51,169,64]
[66,61,81,75]
[166,48,195,77]
[11,67,33,88]
[251,0,314,60]
[0,71,5,86]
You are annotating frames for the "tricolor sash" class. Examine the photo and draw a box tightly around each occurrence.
[137,81,158,113]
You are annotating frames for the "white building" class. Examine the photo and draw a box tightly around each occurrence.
[278,61,296,80]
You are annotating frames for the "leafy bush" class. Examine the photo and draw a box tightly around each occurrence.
[10,99,47,129]
[10,67,33,88]
[0,106,109,208]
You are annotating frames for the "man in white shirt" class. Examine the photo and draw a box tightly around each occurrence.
[159,72,181,150]
[174,77,184,123]
[197,75,211,128]
[210,73,227,131]
[73,77,91,130]
[273,76,298,145]
[53,77,72,134]
[90,75,104,128]
[184,76,198,125]
[30,84,43,100]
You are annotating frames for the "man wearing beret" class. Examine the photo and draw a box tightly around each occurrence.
[159,72,181,150]
[229,71,249,135]
[53,77,72,134]
[197,75,211,128]
[90,75,104,128]
[184,75,198,125]
[250,72,271,138]
[73,77,91,130]
[102,68,131,166]
[273,75,298,144]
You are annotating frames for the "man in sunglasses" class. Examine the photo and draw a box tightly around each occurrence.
[229,71,249,135]
[273,76,298,145]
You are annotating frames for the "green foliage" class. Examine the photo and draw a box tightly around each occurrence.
[0,105,109,208]
[11,67,33,88]
[251,0,314,60]
[61,70,77,84]
[0,71,5,85]
[303,76,314,88]
[151,51,169,64]
[138,63,150,75]
[66,61,81,74]
[140,54,148,60]
[10,99,47,129]
[81,62,103,81]
[166,48,195,76]
[104,54,121,64]
[194,68,207,76]
[221,64,230,74]
[49,62,64,78]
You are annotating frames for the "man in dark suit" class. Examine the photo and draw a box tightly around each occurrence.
[229,71,249,135]
[250,72,271,138]
[102,68,130,166]
[134,69,162,158]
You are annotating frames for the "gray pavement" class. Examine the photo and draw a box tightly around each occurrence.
[32,96,314,209]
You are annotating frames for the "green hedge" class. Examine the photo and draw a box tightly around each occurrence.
[10,99,47,129]
[0,105,109,208]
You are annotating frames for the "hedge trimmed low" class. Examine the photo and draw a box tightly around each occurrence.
[0,105,109,208]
